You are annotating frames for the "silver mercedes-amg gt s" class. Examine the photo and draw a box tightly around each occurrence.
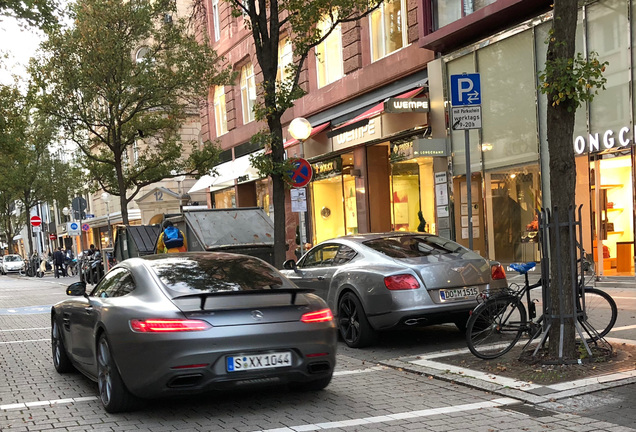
[51,252,337,413]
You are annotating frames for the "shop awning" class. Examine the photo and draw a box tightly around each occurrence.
[328,87,425,136]
[284,122,331,149]
[188,150,264,194]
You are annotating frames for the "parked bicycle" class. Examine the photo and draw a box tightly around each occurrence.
[465,260,617,360]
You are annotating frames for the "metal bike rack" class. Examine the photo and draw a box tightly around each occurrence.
[523,205,611,363]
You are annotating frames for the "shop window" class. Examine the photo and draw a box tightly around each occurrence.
[316,16,343,88]
[212,187,236,209]
[311,155,357,245]
[369,0,408,62]
[588,0,630,133]
[486,166,541,263]
[213,86,228,136]
[256,179,270,216]
[240,63,256,124]
[389,142,435,235]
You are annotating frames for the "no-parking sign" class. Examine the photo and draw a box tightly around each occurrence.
[288,158,313,188]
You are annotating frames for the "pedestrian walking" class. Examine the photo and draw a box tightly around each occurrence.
[53,247,66,278]
[156,220,187,253]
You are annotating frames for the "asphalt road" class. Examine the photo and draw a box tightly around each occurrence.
[2,273,636,431]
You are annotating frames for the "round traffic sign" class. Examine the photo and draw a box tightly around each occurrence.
[49,233,57,241]
[288,158,313,188]
[30,215,42,227]
[70,222,79,231]
[82,223,90,232]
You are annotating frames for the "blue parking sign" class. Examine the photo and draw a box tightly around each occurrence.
[450,74,481,106]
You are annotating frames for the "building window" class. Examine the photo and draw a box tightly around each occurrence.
[432,0,497,30]
[212,0,220,41]
[277,37,293,84]
[132,141,139,164]
[240,63,256,124]
[135,46,150,63]
[316,17,343,88]
[213,86,228,136]
[369,0,408,61]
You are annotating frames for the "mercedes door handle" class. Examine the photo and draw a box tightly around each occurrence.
[317,276,326,280]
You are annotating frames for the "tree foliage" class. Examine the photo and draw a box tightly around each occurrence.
[199,0,382,266]
[0,0,60,30]
[0,83,77,254]
[30,0,233,224]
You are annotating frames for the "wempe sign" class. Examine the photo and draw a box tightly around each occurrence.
[384,98,429,113]
[574,126,634,154]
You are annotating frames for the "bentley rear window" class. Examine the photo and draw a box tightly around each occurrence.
[363,235,480,259]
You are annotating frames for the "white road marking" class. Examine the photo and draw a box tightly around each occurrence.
[254,398,520,432]
[610,324,636,332]
[0,338,48,344]
[1,396,99,411]
[333,366,385,376]
[0,327,49,332]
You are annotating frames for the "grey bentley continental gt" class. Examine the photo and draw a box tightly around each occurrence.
[281,232,507,348]
[51,252,337,413]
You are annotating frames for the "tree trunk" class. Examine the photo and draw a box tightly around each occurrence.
[268,114,287,269]
[546,0,578,359]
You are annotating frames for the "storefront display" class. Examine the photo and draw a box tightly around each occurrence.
[311,155,358,244]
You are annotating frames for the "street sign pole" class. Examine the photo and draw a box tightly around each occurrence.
[465,129,473,251]
[450,73,482,251]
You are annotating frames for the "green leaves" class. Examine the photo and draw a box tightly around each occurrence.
[30,0,233,223]
[539,51,608,112]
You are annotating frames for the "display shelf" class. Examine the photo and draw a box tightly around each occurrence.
[608,231,625,235]
[591,184,623,190]
[606,208,623,212]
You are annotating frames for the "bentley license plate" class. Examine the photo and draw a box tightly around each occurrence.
[226,352,292,372]
[440,287,480,301]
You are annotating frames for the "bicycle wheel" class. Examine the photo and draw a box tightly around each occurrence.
[579,288,617,341]
[466,295,527,359]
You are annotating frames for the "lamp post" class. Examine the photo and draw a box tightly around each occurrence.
[101,192,113,248]
[289,117,312,257]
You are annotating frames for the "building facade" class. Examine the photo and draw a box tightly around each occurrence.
[197,0,636,276]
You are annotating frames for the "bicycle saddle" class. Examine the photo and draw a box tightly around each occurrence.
[509,262,536,274]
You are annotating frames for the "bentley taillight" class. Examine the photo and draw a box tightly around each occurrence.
[384,274,420,290]
[491,264,506,280]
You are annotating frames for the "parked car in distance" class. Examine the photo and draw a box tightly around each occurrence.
[1,254,25,275]
[51,252,337,413]
[281,232,507,348]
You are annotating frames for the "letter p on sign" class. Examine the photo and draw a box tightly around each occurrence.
[450,74,481,106]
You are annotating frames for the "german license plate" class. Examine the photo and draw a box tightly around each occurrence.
[226,352,292,372]
[440,287,480,301]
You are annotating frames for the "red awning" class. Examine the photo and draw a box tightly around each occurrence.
[330,87,425,132]
[284,122,331,149]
